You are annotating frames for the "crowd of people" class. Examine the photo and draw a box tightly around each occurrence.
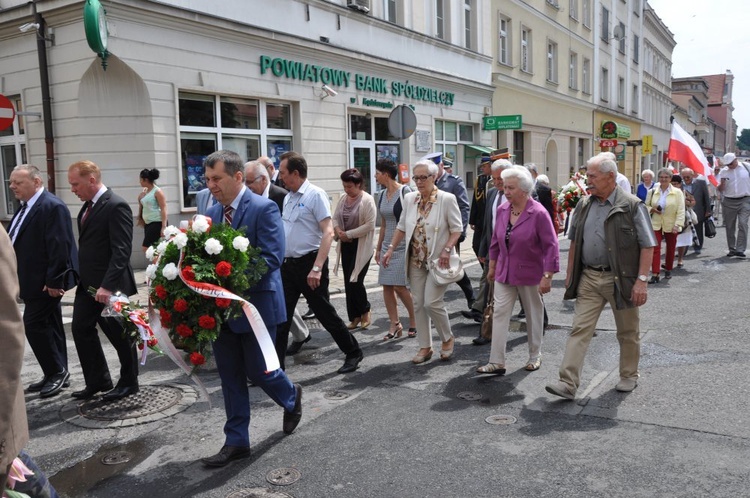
[3,146,747,482]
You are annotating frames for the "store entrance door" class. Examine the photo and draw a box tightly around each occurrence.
[350,142,375,194]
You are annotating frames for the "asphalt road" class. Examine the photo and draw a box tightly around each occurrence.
[19,225,750,497]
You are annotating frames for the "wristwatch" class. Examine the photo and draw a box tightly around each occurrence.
[638,274,648,282]
[312,265,321,272]
[543,272,553,279]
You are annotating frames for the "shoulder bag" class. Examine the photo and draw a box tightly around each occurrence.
[704,217,717,238]
[428,195,464,286]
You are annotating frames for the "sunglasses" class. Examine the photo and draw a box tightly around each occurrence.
[413,175,433,182]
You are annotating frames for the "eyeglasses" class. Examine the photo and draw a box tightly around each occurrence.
[413,175,433,182]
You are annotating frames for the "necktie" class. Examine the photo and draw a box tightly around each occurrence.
[8,202,28,242]
[81,202,93,225]
[224,205,234,225]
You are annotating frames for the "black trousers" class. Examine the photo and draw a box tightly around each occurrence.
[693,220,705,249]
[452,242,475,305]
[71,290,138,389]
[341,239,371,321]
[23,297,68,376]
[276,251,360,370]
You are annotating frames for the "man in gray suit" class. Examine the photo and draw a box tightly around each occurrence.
[681,167,712,254]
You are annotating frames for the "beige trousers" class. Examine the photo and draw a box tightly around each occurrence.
[488,282,544,366]
[558,269,640,391]
[409,265,453,349]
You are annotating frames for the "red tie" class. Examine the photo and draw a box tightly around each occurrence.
[81,202,93,225]
[223,205,234,225]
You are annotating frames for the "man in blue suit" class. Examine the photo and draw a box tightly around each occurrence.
[8,165,78,398]
[201,150,302,467]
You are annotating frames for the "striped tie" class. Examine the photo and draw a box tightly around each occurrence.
[224,205,234,225]
[8,202,28,243]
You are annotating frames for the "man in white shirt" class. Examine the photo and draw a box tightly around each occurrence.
[718,152,750,258]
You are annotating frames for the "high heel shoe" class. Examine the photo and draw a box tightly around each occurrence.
[412,348,433,364]
[407,327,417,338]
[383,322,403,341]
[440,337,455,361]
[648,275,660,284]
[347,317,361,330]
[360,311,371,329]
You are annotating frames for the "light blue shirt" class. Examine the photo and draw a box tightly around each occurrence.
[282,180,331,258]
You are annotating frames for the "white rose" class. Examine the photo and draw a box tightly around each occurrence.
[145,264,158,280]
[192,215,210,234]
[162,263,179,280]
[156,240,169,254]
[232,236,250,252]
[145,246,155,260]
[173,232,188,249]
[204,238,223,255]
[163,225,180,238]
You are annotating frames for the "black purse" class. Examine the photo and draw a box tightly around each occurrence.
[704,218,717,238]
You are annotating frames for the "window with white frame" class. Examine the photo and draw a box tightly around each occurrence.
[632,84,639,114]
[521,27,532,73]
[436,0,445,39]
[498,15,511,65]
[601,67,609,102]
[384,0,398,23]
[178,92,293,209]
[633,35,640,63]
[618,77,625,108]
[582,0,591,28]
[0,95,26,217]
[601,7,609,41]
[547,40,558,83]
[569,52,579,89]
[569,0,578,20]
[435,120,474,174]
[617,22,626,53]
[464,0,474,50]
[583,57,591,94]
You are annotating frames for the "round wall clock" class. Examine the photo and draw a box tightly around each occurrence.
[83,0,109,68]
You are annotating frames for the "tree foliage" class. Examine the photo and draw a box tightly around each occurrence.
[737,129,750,150]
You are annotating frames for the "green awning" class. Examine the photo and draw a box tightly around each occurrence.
[464,145,494,159]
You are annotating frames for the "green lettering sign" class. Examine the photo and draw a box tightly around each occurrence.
[483,115,522,131]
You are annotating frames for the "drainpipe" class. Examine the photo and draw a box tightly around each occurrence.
[31,1,56,194]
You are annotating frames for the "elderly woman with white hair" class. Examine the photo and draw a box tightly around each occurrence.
[637,169,656,202]
[382,160,463,364]
[478,166,560,374]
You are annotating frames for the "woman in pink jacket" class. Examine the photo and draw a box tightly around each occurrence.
[479,166,560,374]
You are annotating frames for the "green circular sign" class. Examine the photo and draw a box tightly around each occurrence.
[84,0,108,56]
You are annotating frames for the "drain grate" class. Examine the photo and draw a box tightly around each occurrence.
[226,489,293,498]
[485,414,517,425]
[266,467,301,486]
[324,391,349,400]
[457,391,483,401]
[79,385,182,420]
[101,451,132,465]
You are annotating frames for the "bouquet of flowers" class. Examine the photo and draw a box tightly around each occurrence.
[3,456,33,498]
[89,287,162,363]
[146,215,267,367]
[558,173,587,213]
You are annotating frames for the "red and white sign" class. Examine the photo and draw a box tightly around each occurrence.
[600,139,618,148]
[0,94,16,132]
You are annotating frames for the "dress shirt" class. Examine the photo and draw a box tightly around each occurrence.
[9,187,44,244]
[282,180,331,258]
[718,164,750,198]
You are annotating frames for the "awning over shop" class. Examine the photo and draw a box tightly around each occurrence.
[464,145,494,159]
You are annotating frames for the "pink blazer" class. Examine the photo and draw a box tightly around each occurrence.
[488,198,560,286]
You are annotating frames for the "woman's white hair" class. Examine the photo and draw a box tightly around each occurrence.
[536,174,550,186]
[641,169,654,180]
[501,165,535,193]
[413,160,438,176]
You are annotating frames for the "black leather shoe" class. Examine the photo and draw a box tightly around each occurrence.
[28,376,49,392]
[338,351,363,373]
[102,385,139,402]
[461,309,483,323]
[301,308,316,320]
[286,335,311,355]
[71,382,114,400]
[40,371,70,398]
[201,445,251,467]
[472,336,491,346]
[283,384,303,435]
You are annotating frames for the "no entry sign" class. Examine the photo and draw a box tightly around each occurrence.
[0,94,16,132]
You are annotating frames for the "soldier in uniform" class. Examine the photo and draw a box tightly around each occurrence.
[469,155,492,257]
[422,152,476,309]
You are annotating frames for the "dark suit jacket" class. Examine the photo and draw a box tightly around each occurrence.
[77,189,137,296]
[13,190,78,300]
[688,178,711,221]
[208,189,286,332]
[268,183,289,213]
[478,188,502,259]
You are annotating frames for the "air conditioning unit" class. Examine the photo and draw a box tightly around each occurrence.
[347,0,370,14]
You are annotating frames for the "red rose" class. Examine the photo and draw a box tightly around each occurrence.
[137,343,145,350]
[216,298,231,309]
[176,324,194,338]
[147,338,158,347]
[173,299,188,312]
[215,261,232,277]
[159,308,172,326]
[199,315,216,329]
[190,352,206,366]
[182,265,195,281]
[565,193,572,199]
[154,285,167,300]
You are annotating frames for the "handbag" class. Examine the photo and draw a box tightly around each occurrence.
[686,208,698,226]
[427,194,465,286]
[480,284,494,340]
[705,217,717,238]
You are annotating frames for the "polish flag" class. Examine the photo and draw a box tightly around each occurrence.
[667,121,718,186]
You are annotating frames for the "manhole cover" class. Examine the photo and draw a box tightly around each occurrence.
[226,489,293,498]
[457,391,483,401]
[324,391,349,400]
[266,467,301,486]
[485,414,517,425]
[101,451,132,465]
[79,385,182,420]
